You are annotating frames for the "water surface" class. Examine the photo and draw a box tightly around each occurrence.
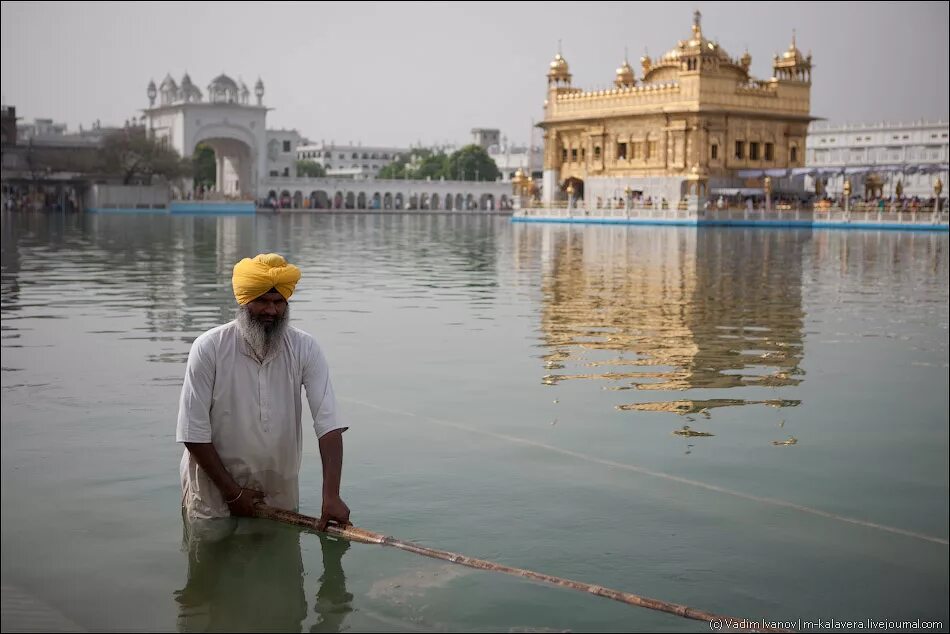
[2,211,947,631]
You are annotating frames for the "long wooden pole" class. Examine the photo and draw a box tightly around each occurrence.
[253,504,789,633]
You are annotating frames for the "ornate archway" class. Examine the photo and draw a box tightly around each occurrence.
[561,177,585,203]
[191,123,259,199]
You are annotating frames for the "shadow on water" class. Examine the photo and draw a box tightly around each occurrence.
[175,517,352,633]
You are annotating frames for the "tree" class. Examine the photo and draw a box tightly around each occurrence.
[99,128,192,185]
[445,145,500,181]
[377,147,496,181]
[413,152,448,180]
[377,159,407,179]
[379,149,438,180]
[193,144,216,189]
[296,160,326,178]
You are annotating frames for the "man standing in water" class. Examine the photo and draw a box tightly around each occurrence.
[176,253,350,531]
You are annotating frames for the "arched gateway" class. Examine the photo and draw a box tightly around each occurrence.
[144,73,268,199]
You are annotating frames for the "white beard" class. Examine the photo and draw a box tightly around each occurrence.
[237,304,290,360]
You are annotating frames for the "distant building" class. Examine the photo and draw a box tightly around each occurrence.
[417,128,537,184]
[143,71,312,197]
[804,120,948,199]
[1,105,18,146]
[1,104,104,211]
[17,117,68,142]
[295,142,409,179]
[471,128,501,150]
[267,129,305,178]
[487,139,543,183]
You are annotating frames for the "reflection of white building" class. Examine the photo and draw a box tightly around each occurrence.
[804,120,949,199]
[295,142,408,179]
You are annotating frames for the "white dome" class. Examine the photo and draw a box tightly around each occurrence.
[159,73,178,92]
[208,73,239,103]
[180,73,202,102]
[209,73,238,92]
[159,74,179,105]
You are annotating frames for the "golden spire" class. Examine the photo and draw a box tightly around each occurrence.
[773,27,811,81]
[782,29,803,61]
[547,42,572,85]
[640,47,652,76]
[615,47,635,88]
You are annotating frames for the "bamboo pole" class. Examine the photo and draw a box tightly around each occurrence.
[253,504,790,633]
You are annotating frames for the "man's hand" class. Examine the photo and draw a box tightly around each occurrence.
[318,494,351,531]
[227,488,266,517]
[184,443,266,518]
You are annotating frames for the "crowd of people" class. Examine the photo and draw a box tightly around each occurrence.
[3,185,80,212]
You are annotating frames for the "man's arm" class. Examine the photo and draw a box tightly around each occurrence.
[303,338,350,531]
[184,442,264,517]
[317,429,350,531]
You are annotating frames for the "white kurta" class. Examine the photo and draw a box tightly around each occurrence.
[176,321,345,519]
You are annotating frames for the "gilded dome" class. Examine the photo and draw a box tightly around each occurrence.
[547,52,572,83]
[781,32,805,63]
[772,31,812,80]
[615,59,635,87]
[657,11,733,66]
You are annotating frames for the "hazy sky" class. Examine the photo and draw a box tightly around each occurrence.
[2,1,948,147]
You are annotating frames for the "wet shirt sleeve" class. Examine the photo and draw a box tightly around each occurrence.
[176,336,215,443]
[302,338,346,438]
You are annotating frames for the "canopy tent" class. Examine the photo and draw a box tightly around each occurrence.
[736,169,791,178]
[742,163,947,178]
[800,163,947,176]
[710,187,765,196]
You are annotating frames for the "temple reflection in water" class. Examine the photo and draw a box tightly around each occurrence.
[524,224,809,418]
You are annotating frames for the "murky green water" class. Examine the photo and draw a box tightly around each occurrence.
[2,211,948,632]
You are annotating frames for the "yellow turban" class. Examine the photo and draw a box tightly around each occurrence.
[232,253,301,305]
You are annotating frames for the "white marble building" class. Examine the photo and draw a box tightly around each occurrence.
[144,72,270,198]
[266,129,305,178]
[295,142,409,179]
[805,120,948,199]
[141,74,520,208]
[488,142,544,182]
[259,176,513,211]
